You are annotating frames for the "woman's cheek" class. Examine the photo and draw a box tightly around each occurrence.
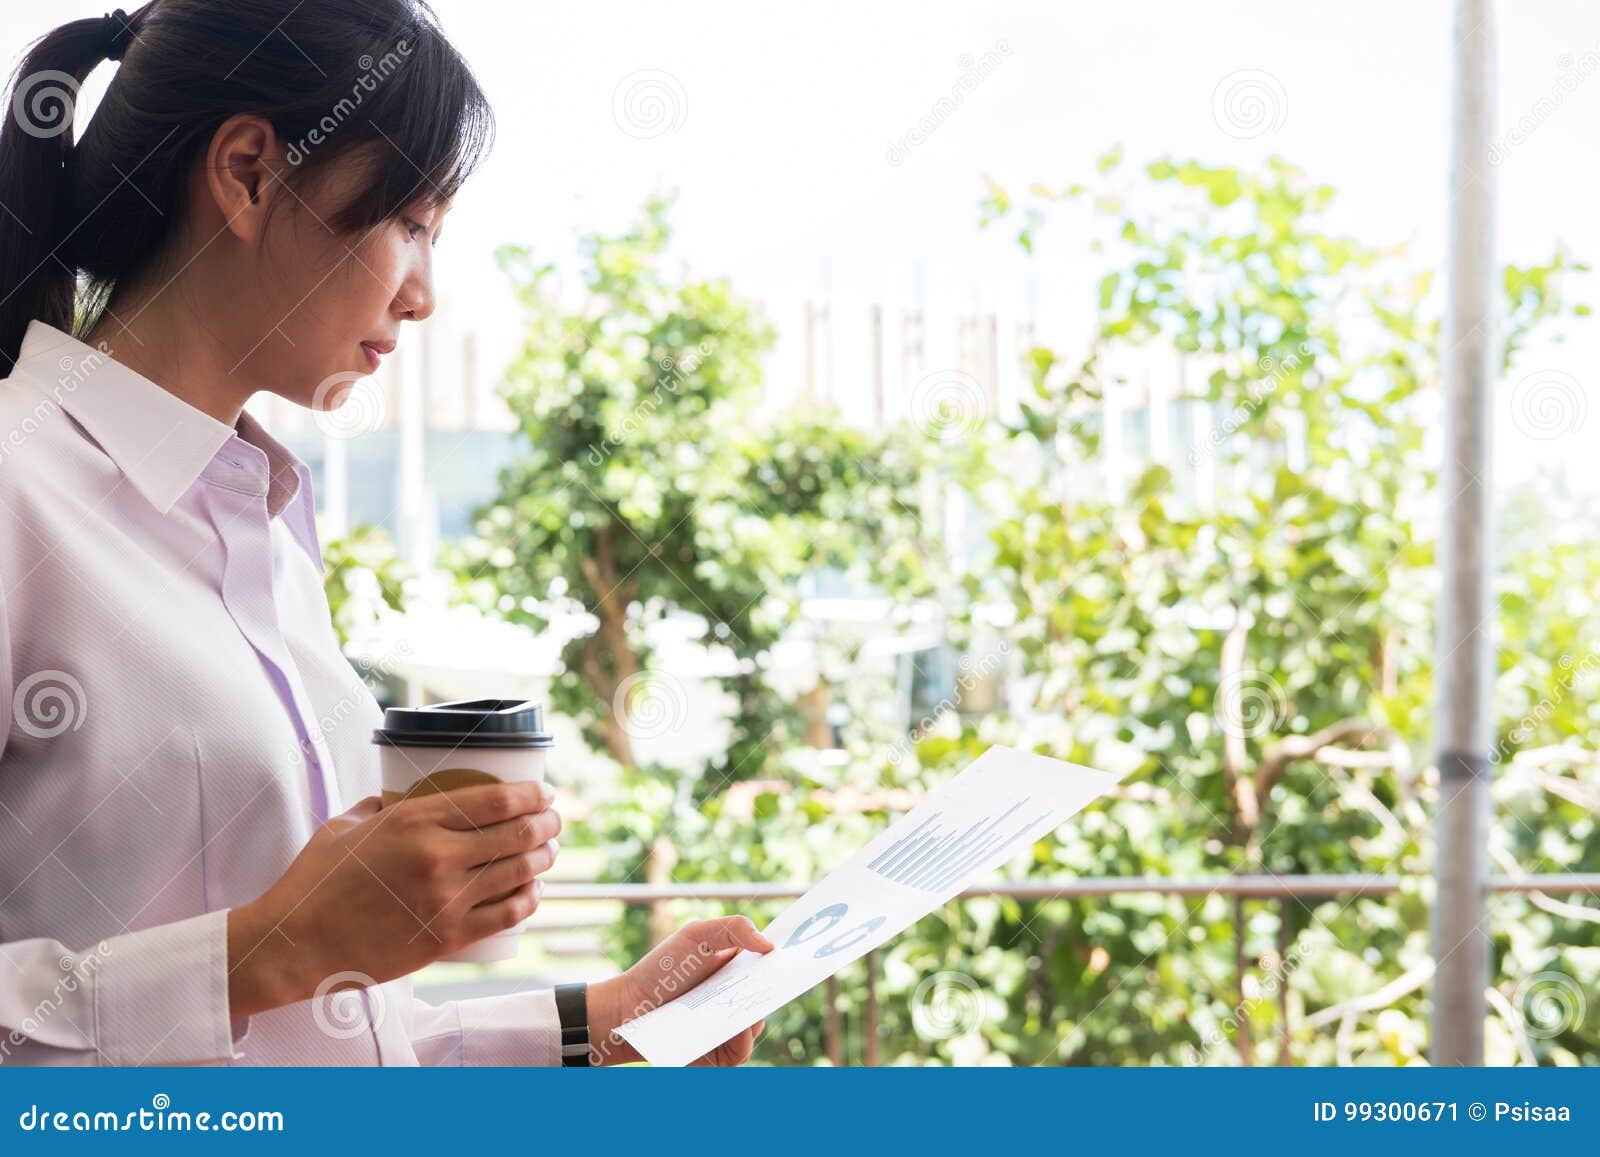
[362,232,416,304]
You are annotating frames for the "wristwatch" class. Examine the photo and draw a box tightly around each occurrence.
[554,982,590,1066]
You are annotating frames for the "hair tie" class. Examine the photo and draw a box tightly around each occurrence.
[102,9,133,62]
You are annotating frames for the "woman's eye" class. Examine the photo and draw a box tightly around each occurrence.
[401,213,442,248]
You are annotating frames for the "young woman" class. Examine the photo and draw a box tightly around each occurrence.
[0,0,770,1066]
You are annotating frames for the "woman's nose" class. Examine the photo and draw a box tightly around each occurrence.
[399,267,437,323]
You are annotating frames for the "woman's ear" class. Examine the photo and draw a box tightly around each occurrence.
[202,113,284,243]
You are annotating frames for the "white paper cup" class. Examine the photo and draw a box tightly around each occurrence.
[372,699,554,964]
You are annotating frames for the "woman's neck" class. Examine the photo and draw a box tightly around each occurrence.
[82,299,255,429]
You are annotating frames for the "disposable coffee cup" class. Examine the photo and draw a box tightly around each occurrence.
[372,698,555,963]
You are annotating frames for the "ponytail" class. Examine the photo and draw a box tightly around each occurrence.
[0,11,135,371]
[0,0,492,373]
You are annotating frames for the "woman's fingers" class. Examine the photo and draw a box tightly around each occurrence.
[461,878,543,938]
[674,915,775,958]
[649,916,774,1000]
[463,844,558,906]
[421,780,554,831]
[456,807,562,865]
[684,921,769,1066]
[683,945,740,985]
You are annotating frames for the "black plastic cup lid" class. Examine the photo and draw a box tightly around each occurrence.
[372,698,555,749]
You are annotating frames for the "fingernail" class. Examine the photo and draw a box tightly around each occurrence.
[536,878,545,897]
[548,837,560,857]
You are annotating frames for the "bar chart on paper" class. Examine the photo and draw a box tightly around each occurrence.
[681,973,748,1010]
[865,799,1054,893]
[616,747,1128,1066]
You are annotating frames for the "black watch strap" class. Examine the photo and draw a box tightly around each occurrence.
[554,982,590,1066]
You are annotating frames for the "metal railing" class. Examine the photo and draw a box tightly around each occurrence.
[542,874,1600,902]
[530,874,1600,1065]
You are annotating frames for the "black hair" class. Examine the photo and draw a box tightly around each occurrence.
[0,0,494,370]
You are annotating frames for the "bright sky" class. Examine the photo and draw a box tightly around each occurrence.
[7,0,1599,492]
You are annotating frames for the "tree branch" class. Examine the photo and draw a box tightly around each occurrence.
[579,524,642,767]
[1300,960,1433,1032]
[1220,616,1253,830]
[1255,719,1389,817]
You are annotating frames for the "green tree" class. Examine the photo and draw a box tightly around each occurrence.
[967,152,1592,1064]
[322,523,410,650]
[568,157,1595,1067]
[446,164,1594,1067]
[449,196,942,942]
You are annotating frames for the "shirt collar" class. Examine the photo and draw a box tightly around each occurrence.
[233,408,327,577]
[12,319,325,574]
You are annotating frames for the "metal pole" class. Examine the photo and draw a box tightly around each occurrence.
[1432,0,1497,1067]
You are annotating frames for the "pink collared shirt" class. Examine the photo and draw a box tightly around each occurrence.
[0,319,560,1066]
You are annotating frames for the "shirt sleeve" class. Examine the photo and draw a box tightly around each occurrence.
[404,976,563,1066]
[0,578,248,1067]
[0,909,252,1066]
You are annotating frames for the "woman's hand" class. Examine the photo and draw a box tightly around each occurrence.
[586,916,775,1066]
[227,782,562,1017]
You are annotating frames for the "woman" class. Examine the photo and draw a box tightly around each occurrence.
[0,0,771,1066]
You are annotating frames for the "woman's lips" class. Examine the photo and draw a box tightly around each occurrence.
[360,341,390,371]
